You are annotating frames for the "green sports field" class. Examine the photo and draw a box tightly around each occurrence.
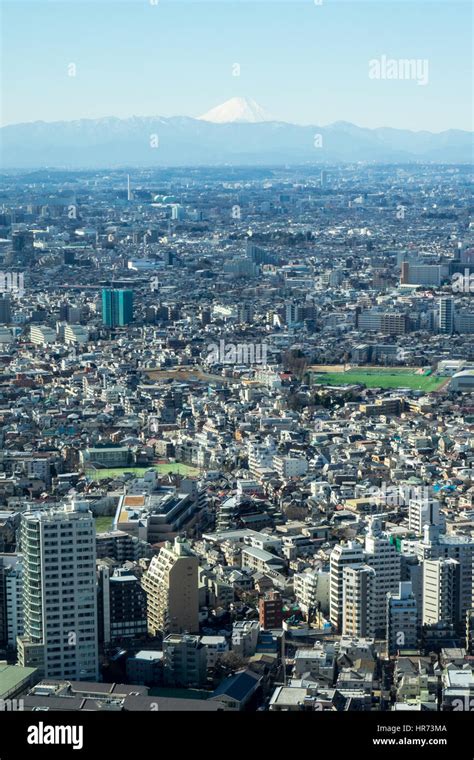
[86,463,200,481]
[311,369,445,391]
[95,516,115,533]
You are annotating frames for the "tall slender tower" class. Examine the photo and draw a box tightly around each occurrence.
[439,297,454,335]
[127,174,132,202]
[17,498,99,680]
[329,540,365,631]
[364,518,401,638]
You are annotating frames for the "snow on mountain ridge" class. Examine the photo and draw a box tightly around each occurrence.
[198,97,271,124]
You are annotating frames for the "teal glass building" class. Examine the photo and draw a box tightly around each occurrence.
[102,288,134,327]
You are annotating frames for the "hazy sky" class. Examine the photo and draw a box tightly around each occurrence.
[2,0,472,131]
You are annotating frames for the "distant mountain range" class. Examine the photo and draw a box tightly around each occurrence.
[1,98,472,168]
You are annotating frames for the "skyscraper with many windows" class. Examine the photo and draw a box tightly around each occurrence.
[17,498,98,680]
[102,288,134,327]
[439,297,454,334]
[330,540,365,631]
[386,582,418,655]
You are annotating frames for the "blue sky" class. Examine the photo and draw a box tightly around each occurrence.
[1,0,472,131]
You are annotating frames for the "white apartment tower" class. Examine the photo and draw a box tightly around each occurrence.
[247,437,277,477]
[364,518,401,637]
[422,558,462,627]
[17,499,99,680]
[416,524,474,621]
[408,497,441,535]
[342,564,376,638]
[142,536,199,636]
[386,582,418,655]
[329,540,365,631]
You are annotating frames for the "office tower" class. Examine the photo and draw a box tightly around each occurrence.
[0,296,11,324]
[59,301,69,321]
[101,288,134,327]
[408,497,442,535]
[329,269,343,287]
[259,591,283,629]
[199,308,211,326]
[163,634,207,687]
[17,499,99,680]
[285,301,303,327]
[386,582,418,655]
[329,540,364,631]
[0,554,23,648]
[141,537,199,636]
[364,518,401,637]
[66,305,82,324]
[401,263,445,286]
[12,230,34,252]
[97,565,147,645]
[342,564,376,638]
[320,170,328,188]
[127,174,132,202]
[439,297,454,334]
[238,303,254,324]
[422,558,461,627]
[171,204,185,221]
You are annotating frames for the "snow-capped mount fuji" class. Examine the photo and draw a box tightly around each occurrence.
[198,97,271,124]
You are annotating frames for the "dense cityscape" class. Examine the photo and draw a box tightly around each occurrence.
[0,162,473,718]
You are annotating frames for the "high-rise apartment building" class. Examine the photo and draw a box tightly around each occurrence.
[329,540,365,631]
[0,554,23,648]
[439,297,454,334]
[17,499,99,680]
[141,537,199,636]
[342,564,376,638]
[331,522,401,637]
[415,524,474,622]
[30,325,56,345]
[408,498,442,536]
[386,582,418,655]
[422,558,461,627]
[0,296,12,324]
[364,519,401,637]
[97,565,147,645]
